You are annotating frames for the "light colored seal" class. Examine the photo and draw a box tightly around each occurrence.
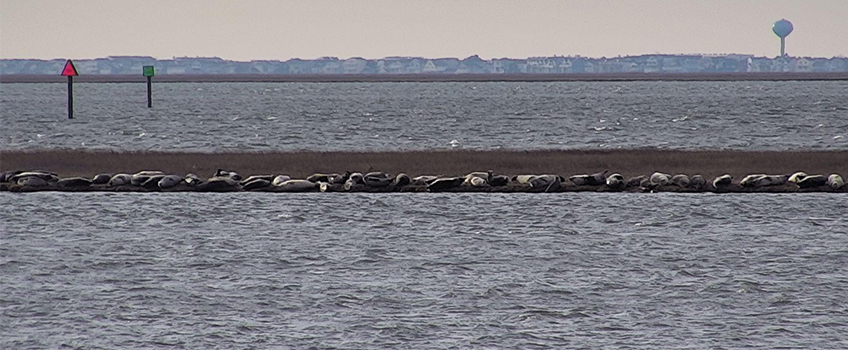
[17,176,49,187]
[272,175,292,186]
[276,179,318,192]
[158,175,184,189]
[740,174,766,187]
[411,175,439,186]
[827,174,844,190]
[788,172,808,183]
[185,173,202,186]
[108,174,133,186]
[671,174,690,188]
[529,175,562,192]
[514,175,537,184]
[131,171,165,186]
[650,172,671,186]
[751,174,790,187]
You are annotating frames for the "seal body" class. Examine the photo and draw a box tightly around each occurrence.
[158,175,184,189]
[712,174,732,188]
[827,174,844,190]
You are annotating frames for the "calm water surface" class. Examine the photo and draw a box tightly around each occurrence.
[2,192,847,349]
[1,81,847,151]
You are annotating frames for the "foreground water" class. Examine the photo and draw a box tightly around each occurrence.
[2,192,846,349]
[2,81,847,151]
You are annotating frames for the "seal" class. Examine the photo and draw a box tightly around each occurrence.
[690,175,706,190]
[92,174,112,185]
[788,172,808,183]
[131,171,165,186]
[364,172,391,188]
[240,175,274,185]
[276,179,318,192]
[712,174,732,188]
[158,175,184,189]
[272,175,292,186]
[17,176,49,187]
[626,175,647,188]
[56,177,92,188]
[185,173,202,186]
[196,176,240,192]
[393,173,411,187]
[529,175,562,192]
[671,174,690,188]
[827,174,845,190]
[427,177,464,192]
[796,175,827,188]
[108,174,133,187]
[650,172,671,186]
[214,169,242,181]
[606,173,625,190]
[489,175,510,187]
[243,178,271,191]
[141,175,167,189]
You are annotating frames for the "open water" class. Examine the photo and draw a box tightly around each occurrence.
[2,81,848,348]
[2,192,847,349]
[1,81,847,151]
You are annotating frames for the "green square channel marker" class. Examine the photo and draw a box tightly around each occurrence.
[143,66,155,77]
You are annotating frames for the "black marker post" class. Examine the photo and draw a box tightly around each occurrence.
[61,60,79,119]
[143,66,154,108]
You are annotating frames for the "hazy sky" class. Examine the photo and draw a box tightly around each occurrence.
[2,0,846,60]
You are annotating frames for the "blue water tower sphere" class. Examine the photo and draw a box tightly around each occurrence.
[773,19,794,38]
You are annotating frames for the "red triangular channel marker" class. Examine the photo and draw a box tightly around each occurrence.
[61,60,79,76]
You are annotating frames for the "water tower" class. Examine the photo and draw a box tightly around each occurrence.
[772,19,794,57]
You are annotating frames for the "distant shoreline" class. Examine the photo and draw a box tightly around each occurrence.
[2,72,848,83]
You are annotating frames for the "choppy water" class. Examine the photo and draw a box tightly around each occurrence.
[1,81,847,151]
[2,192,847,349]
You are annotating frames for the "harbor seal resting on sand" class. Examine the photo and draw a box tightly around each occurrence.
[827,174,845,190]
[243,178,271,191]
[466,176,488,187]
[569,171,607,186]
[712,174,732,188]
[606,173,625,190]
[240,175,274,185]
[393,173,411,187]
[141,175,167,189]
[796,175,827,188]
[108,174,133,186]
[411,175,439,186]
[56,177,92,188]
[741,174,788,188]
[276,179,318,192]
[17,176,49,187]
[0,171,23,183]
[788,172,808,183]
[364,172,391,188]
[690,175,706,190]
[650,172,671,186]
[529,175,562,192]
[427,177,465,192]
[184,173,202,186]
[272,175,292,186]
[197,177,240,192]
[158,175,184,189]
[626,175,647,188]
[214,169,242,181]
[92,174,112,185]
[9,171,58,184]
[131,171,165,186]
[489,175,509,187]
[671,174,690,188]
